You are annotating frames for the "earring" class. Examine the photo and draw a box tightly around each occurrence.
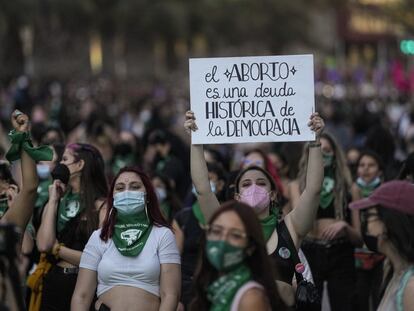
[145,204,149,221]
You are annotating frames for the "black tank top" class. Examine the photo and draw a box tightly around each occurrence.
[57,213,91,252]
[270,220,296,284]
[175,207,204,282]
[316,201,336,219]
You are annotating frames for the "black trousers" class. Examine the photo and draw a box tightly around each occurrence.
[354,262,383,311]
[302,240,356,311]
[40,266,79,311]
[40,266,96,311]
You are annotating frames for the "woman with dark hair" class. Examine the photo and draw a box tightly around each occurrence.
[36,143,108,311]
[241,149,284,196]
[185,110,324,306]
[71,166,181,311]
[190,201,287,311]
[351,150,384,311]
[350,181,414,311]
[290,132,361,311]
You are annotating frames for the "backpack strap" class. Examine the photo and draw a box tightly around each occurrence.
[278,220,304,282]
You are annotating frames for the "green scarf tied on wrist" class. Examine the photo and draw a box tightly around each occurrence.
[56,191,82,233]
[6,130,53,162]
[207,264,252,311]
[260,207,279,241]
[113,210,152,257]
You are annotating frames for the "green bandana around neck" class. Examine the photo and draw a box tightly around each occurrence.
[6,130,53,162]
[112,210,152,257]
[320,168,335,209]
[192,201,206,227]
[356,177,381,198]
[260,207,279,241]
[56,191,82,233]
[207,264,251,311]
[35,179,52,209]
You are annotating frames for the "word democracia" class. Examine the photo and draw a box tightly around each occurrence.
[205,100,300,137]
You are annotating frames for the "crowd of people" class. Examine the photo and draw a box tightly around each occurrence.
[0,67,413,311]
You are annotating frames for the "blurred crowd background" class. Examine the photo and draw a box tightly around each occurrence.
[0,0,414,179]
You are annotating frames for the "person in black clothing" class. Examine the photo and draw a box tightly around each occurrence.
[172,162,227,309]
[36,143,108,311]
[147,129,190,200]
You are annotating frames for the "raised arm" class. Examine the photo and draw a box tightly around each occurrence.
[285,113,324,245]
[185,111,220,221]
[3,111,38,230]
[36,180,65,252]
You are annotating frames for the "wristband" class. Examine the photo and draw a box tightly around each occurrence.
[53,243,64,260]
[309,142,321,148]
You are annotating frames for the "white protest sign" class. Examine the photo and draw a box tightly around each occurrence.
[189,54,315,144]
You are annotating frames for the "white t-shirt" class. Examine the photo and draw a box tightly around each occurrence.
[79,226,181,297]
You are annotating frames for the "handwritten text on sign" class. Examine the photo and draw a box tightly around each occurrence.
[189,55,315,144]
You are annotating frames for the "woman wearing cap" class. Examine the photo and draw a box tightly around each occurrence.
[36,143,108,311]
[71,167,181,311]
[350,180,414,311]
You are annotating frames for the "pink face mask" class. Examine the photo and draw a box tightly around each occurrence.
[239,184,270,213]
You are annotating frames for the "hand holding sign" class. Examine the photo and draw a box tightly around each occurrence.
[189,54,315,144]
[184,111,198,135]
[307,112,324,139]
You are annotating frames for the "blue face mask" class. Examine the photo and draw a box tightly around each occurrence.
[113,190,146,215]
[37,164,50,180]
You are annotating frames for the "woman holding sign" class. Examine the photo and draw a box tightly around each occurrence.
[71,167,181,311]
[185,110,324,306]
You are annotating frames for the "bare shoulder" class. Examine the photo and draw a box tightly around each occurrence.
[238,287,270,311]
[403,275,414,311]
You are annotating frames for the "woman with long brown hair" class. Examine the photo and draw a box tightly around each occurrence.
[190,201,287,311]
[290,132,362,310]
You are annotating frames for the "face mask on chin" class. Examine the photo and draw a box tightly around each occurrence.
[239,184,270,213]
